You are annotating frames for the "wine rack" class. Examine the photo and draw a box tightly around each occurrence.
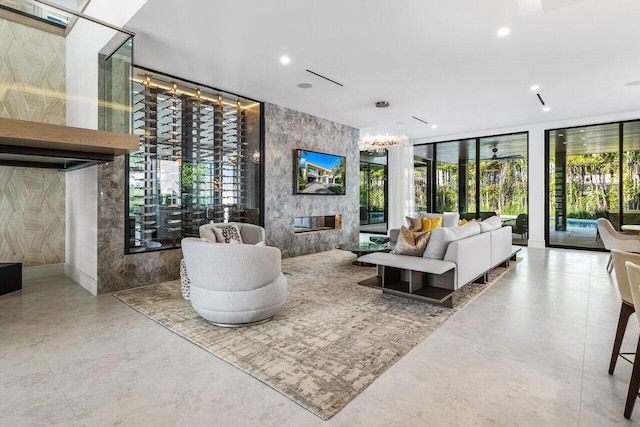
[127,69,259,253]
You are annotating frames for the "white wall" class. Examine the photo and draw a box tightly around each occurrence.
[65,166,98,294]
[413,109,640,248]
[63,0,146,291]
[65,0,147,129]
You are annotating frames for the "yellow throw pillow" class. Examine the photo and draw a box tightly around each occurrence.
[459,219,468,226]
[422,215,443,231]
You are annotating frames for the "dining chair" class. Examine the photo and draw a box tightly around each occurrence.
[597,219,640,274]
[622,261,640,418]
[609,250,639,375]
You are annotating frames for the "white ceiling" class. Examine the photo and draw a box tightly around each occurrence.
[123,0,640,140]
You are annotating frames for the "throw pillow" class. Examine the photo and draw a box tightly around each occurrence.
[459,219,468,226]
[405,215,423,231]
[212,225,243,244]
[391,226,431,256]
[422,215,443,231]
[423,222,481,260]
[480,215,502,232]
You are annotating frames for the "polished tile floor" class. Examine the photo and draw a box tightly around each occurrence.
[2,248,640,426]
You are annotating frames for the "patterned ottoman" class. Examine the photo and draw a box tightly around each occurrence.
[179,258,191,300]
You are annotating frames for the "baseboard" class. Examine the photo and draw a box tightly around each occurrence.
[23,263,64,280]
[64,264,97,296]
[528,240,546,249]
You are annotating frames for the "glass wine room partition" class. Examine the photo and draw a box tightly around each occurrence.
[547,120,640,249]
[126,68,263,254]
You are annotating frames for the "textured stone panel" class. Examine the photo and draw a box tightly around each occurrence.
[263,103,359,258]
[96,156,182,294]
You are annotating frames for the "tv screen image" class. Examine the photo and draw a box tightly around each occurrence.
[295,149,346,195]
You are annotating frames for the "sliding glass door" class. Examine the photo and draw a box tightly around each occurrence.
[547,120,640,249]
[359,152,387,233]
[414,132,528,244]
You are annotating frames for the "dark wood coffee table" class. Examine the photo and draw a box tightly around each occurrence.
[336,242,393,266]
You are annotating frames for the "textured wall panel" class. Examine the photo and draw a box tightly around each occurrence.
[96,156,181,294]
[0,18,66,124]
[264,103,360,258]
[0,167,65,266]
[0,17,66,267]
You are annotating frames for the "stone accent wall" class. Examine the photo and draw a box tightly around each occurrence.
[96,156,182,294]
[0,16,66,267]
[263,103,359,258]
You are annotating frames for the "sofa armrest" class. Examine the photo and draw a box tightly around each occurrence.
[389,228,400,243]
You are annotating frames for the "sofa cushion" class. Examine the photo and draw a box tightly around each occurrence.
[357,252,456,275]
[212,224,243,244]
[391,226,431,256]
[480,215,502,232]
[423,222,481,260]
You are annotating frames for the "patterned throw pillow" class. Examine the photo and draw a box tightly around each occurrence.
[391,226,431,256]
[405,215,423,231]
[212,225,243,244]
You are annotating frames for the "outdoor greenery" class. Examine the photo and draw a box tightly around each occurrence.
[359,163,385,221]
[549,152,640,219]
[427,159,528,216]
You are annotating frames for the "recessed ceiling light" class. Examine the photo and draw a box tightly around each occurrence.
[559,133,564,136]
[626,81,640,87]
[543,107,550,112]
[297,83,312,88]
[396,121,406,125]
[530,85,540,91]
[497,27,510,37]
[280,56,291,64]
[431,124,438,129]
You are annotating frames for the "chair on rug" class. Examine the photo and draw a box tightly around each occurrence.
[597,219,640,274]
[622,260,640,418]
[199,222,265,244]
[181,237,287,327]
[609,250,640,376]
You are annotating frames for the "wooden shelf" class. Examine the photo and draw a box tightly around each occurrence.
[0,118,139,170]
[358,275,455,307]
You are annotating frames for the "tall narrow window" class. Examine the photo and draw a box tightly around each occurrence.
[359,152,387,233]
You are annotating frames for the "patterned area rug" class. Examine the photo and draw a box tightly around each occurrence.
[113,249,517,420]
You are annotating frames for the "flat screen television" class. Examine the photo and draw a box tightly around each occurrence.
[294,149,346,195]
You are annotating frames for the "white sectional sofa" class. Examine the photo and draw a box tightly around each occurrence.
[357,217,514,307]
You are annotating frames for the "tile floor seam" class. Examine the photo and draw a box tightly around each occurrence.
[577,260,596,426]
[38,335,84,427]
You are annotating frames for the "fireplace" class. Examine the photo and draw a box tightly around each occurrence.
[294,215,342,233]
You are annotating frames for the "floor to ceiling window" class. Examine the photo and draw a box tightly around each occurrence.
[359,151,387,233]
[414,132,528,244]
[547,120,640,249]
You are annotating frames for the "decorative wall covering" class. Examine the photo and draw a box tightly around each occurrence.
[0,167,65,266]
[263,103,359,258]
[0,18,66,124]
[0,17,66,267]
